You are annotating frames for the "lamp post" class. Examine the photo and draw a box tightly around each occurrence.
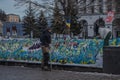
[29,0,33,39]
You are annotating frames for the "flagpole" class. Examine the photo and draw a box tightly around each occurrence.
[66,18,71,37]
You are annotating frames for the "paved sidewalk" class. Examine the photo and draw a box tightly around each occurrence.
[0,65,120,80]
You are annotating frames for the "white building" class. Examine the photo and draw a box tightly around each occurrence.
[77,0,120,38]
[56,0,120,38]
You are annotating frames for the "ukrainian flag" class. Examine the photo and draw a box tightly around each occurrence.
[66,19,71,28]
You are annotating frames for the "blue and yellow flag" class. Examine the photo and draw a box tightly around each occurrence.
[66,19,71,28]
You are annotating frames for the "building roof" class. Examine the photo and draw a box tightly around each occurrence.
[7,14,20,17]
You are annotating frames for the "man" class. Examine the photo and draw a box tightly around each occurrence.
[40,27,51,71]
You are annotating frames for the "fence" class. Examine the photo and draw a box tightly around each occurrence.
[0,37,119,67]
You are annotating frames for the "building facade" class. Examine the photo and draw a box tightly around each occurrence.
[56,0,120,38]
[7,14,20,22]
[0,13,24,37]
[77,0,120,38]
[2,22,23,37]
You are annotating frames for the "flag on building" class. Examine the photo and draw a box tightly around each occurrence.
[105,11,114,23]
[66,19,71,28]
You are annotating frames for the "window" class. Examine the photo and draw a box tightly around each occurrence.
[91,5,94,13]
[107,0,112,12]
[6,27,10,36]
[116,0,120,13]
[116,31,120,37]
[12,26,17,36]
[98,0,103,13]
[91,0,94,13]
[83,0,86,14]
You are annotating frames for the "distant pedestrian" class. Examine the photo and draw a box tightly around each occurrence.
[40,27,52,71]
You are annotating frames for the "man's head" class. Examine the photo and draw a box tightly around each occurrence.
[46,27,51,32]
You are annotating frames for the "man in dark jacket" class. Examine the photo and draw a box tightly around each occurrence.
[40,27,51,71]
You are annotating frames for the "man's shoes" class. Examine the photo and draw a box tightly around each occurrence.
[42,66,51,71]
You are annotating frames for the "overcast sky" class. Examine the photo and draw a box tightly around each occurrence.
[0,0,26,19]
[0,0,54,19]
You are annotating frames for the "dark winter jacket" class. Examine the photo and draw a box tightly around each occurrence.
[40,29,51,47]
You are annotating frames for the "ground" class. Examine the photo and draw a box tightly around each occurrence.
[0,65,120,80]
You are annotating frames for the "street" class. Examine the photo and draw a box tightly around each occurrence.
[0,65,120,80]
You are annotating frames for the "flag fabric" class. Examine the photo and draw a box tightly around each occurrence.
[66,19,71,28]
[105,11,114,23]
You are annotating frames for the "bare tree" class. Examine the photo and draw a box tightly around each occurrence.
[14,0,54,16]
[14,0,96,35]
